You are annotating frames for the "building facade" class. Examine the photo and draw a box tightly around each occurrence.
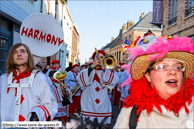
[101,12,162,64]
[0,0,42,75]
[0,0,79,75]
[162,0,194,39]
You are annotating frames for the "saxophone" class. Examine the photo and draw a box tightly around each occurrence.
[72,83,81,96]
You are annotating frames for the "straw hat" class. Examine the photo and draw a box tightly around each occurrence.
[129,36,194,80]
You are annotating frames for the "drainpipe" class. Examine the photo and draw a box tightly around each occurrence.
[40,0,43,13]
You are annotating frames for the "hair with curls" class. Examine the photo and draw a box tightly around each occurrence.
[6,43,34,74]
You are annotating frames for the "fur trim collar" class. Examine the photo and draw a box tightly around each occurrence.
[124,77,194,116]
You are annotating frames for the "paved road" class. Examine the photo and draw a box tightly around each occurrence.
[110,95,120,128]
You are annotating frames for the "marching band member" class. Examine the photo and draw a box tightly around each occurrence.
[76,50,119,126]
[0,43,57,124]
[118,68,130,110]
[113,66,121,105]
[46,59,64,77]
[48,70,68,124]
[65,64,81,116]
[114,36,194,128]
[117,63,126,110]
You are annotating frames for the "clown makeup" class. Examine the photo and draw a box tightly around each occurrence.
[145,59,184,100]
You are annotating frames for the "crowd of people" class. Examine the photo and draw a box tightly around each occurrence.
[0,34,193,129]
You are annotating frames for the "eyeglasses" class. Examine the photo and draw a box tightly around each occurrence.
[152,64,185,72]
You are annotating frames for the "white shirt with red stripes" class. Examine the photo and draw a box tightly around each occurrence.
[0,71,58,122]
[76,68,119,124]
[51,82,67,118]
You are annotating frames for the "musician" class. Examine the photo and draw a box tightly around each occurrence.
[118,67,130,110]
[48,70,68,123]
[113,66,121,105]
[80,64,86,71]
[76,50,119,125]
[46,59,64,77]
[65,64,80,116]
[0,43,57,124]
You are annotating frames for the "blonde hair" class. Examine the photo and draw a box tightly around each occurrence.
[6,43,34,74]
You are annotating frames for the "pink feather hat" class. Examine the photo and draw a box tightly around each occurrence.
[128,35,194,80]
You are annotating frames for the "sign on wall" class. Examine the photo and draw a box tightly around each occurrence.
[153,0,163,24]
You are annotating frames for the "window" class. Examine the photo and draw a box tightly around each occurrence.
[117,52,118,62]
[119,51,121,61]
[129,35,131,42]
[186,0,194,16]
[125,37,127,41]
[169,0,177,25]
[55,0,58,19]
[0,38,8,75]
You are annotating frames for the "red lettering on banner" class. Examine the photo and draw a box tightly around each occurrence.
[21,27,63,46]
[39,31,46,42]
[46,34,51,43]
[51,35,58,45]
[28,28,33,38]
[21,27,28,37]
[58,38,63,46]
[34,30,40,39]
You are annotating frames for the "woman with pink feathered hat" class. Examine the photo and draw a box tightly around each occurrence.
[114,36,194,129]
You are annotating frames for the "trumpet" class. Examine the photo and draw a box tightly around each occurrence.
[94,48,117,69]
[53,70,69,98]
[72,83,81,96]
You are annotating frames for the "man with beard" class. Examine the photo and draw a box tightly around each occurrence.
[76,50,119,126]
[0,43,57,124]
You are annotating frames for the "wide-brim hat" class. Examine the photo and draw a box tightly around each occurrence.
[131,51,194,80]
[129,36,194,80]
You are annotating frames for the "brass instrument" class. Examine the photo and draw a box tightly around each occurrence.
[53,70,69,98]
[103,54,117,69]
[72,83,81,96]
[94,48,117,69]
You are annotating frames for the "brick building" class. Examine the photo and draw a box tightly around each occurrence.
[162,0,194,39]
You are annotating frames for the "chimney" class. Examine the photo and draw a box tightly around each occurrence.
[127,20,135,30]
[106,43,109,45]
[139,12,145,20]
[101,46,104,49]
[111,37,114,41]
[122,23,127,31]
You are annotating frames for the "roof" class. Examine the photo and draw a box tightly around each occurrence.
[101,39,115,51]
[123,12,161,35]
[110,37,122,49]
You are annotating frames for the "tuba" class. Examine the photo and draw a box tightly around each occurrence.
[103,54,117,69]
[53,70,69,98]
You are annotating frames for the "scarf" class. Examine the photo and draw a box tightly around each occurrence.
[71,69,78,77]
[51,78,59,83]
[51,66,60,70]
[7,68,32,96]
[124,77,194,116]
